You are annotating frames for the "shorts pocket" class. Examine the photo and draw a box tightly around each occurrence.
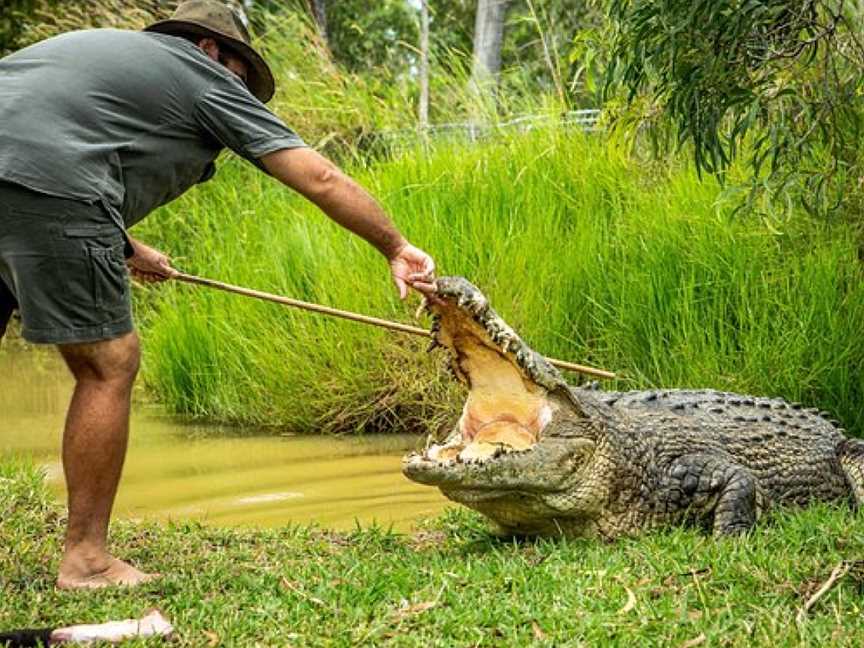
[88,241,129,309]
[65,223,134,259]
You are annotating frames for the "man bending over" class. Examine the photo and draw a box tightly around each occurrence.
[0,0,436,588]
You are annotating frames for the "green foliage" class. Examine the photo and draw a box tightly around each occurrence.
[252,10,420,160]
[134,131,864,436]
[3,460,864,644]
[327,0,418,76]
[428,0,475,56]
[250,0,419,77]
[503,0,603,106]
[599,0,864,214]
[254,0,599,116]
[0,0,166,50]
[0,0,37,54]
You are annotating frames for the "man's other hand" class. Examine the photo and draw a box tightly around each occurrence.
[127,238,177,283]
[389,242,436,299]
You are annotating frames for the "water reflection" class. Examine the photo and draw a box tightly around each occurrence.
[0,347,449,530]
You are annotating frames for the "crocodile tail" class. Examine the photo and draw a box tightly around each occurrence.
[838,438,864,505]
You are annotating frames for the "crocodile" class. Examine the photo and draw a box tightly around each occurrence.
[402,276,864,538]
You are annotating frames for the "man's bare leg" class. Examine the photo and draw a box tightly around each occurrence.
[55,331,157,589]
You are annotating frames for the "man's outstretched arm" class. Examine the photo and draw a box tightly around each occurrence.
[261,147,436,298]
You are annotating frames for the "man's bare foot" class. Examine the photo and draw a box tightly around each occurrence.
[57,556,160,590]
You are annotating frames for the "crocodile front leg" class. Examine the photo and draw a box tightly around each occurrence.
[660,453,764,536]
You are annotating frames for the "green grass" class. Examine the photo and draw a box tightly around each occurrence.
[3,461,864,646]
[133,129,864,436]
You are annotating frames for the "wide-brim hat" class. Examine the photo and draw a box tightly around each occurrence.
[144,0,275,103]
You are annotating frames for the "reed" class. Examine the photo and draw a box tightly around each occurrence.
[134,130,864,436]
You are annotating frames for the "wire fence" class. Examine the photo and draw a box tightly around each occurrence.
[363,109,601,156]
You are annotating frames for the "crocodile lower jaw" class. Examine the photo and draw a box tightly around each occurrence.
[424,400,554,464]
[426,426,532,463]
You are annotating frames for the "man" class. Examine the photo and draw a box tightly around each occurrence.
[0,0,436,589]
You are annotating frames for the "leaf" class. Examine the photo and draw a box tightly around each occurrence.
[617,586,637,615]
[203,630,220,647]
[680,634,706,648]
[281,578,328,608]
[393,599,437,620]
[531,620,547,640]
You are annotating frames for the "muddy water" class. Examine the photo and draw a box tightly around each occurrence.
[0,348,449,531]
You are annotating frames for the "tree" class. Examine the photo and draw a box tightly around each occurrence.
[600,0,864,214]
[470,0,510,106]
[419,0,430,128]
[317,0,418,75]
[307,0,327,44]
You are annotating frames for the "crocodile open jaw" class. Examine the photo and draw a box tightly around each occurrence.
[417,277,562,464]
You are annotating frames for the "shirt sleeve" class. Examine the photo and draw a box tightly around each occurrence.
[194,77,306,168]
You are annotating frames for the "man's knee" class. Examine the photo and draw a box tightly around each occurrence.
[59,331,140,386]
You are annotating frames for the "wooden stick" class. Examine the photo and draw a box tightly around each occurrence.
[173,272,617,380]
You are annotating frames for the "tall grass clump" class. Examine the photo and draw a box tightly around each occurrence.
[134,130,864,436]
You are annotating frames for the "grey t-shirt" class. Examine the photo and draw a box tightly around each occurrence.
[0,29,306,228]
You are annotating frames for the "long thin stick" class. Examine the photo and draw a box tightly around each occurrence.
[173,272,616,380]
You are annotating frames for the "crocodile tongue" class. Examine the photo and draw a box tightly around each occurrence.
[422,280,557,464]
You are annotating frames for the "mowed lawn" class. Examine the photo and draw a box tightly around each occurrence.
[2,461,863,646]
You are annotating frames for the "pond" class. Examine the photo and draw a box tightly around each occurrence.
[0,347,450,531]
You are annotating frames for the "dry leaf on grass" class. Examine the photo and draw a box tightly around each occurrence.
[281,578,329,608]
[393,600,437,621]
[203,630,220,647]
[408,531,448,549]
[617,586,637,615]
[531,620,547,640]
[679,633,706,648]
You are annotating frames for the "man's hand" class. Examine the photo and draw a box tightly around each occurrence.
[127,238,177,283]
[389,242,436,299]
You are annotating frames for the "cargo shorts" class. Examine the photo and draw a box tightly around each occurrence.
[0,181,134,344]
